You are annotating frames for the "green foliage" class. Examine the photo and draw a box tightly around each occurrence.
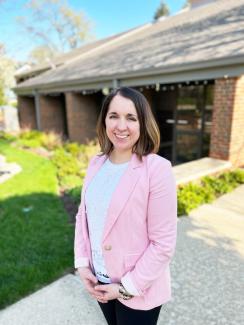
[153,1,170,21]
[229,169,244,183]
[67,186,82,205]
[0,131,17,142]
[63,141,84,156]
[0,139,73,309]
[6,129,100,191]
[40,131,62,150]
[0,81,6,105]
[51,147,85,178]
[16,129,62,150]
[51,139,99,191]
[17,130,44,148]
[0,45,16,105]
[182,0,191,9]
[178,168,244,216]
[177,182,215,216]
[28,45,60,65]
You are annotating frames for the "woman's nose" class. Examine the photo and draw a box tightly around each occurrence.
[116,118,127,130]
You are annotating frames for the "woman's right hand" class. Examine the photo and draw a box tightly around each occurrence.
[78,267,108,303]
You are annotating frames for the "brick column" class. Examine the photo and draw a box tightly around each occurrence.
[65,92,99,143]
[39,94,67,135]
[229,76,244,166]
[210,76,244,167]
[18,95,37,129]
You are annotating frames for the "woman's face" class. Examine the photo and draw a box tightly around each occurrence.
[105,94,140,154]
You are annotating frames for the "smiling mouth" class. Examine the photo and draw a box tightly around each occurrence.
[115,134,129,139]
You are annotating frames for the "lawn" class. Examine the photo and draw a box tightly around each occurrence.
[0,140,74,310]
[0,130,243,310]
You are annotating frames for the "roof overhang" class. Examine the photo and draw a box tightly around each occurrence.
[13,54,244,96]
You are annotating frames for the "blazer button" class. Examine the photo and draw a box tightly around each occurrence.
[104,245,112,251]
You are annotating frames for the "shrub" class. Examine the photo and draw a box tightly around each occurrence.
[229,168,244,183]
[17,129,44,148]
[10,129,100,191]
[63,142,84,157]
[0,131,17,142]
[177,168,244,216]
[67,186,82,204]
[16,129,63,150]
[53,139,100,190]
[41,132,62,150]
[177,182,215,216]
[51,148,85,178]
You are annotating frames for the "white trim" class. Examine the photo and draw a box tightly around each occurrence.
[121,273,141,296]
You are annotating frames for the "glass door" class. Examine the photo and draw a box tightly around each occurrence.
[172,84,213,165]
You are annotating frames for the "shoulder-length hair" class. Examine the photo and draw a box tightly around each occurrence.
[96,87,160,160]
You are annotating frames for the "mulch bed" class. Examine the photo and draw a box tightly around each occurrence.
[59,190,78,224]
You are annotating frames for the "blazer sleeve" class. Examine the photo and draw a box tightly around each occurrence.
[121,159,177,296]
[74,183,89,269]
[74,155,98,269]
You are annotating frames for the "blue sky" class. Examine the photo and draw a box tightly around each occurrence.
[0,0,186,62]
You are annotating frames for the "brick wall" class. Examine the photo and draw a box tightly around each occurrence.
[39,94,67,136]
[18,96,37,129]
[210,76,244,167]
[65,92,101,143]
[229,76,244,167]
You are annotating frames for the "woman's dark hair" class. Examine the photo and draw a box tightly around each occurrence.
[96,87,160,160]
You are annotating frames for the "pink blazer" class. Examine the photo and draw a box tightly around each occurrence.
[74,152,177,310]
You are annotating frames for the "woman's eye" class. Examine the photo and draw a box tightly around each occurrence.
[108,116,137,121]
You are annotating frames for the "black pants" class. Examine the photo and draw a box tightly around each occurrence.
[97,281,162,325]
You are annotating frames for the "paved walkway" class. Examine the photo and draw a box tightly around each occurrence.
[0,154,22,184]
[0,185,243,325]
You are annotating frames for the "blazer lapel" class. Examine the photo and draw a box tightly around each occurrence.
[102,152,144,242]
[83,152,144,243]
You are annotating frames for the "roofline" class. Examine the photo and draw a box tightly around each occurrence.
[15,64,61,79]
[15,23,151,79]
[13,54,244,95]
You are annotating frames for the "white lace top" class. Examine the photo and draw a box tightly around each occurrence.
[85,157,129,283]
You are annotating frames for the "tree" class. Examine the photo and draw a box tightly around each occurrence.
[0,43,16,105]
[0,81,5,105]
[17,0,94,61]
[153,1,170,21]
[182,0,191,9]
[28,45,59,65]
[0,43,4,56]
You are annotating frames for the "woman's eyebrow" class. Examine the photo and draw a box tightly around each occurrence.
[108,112,137,117]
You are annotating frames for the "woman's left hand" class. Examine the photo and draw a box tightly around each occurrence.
[94,283,120,302]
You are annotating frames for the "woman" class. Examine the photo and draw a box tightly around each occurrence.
[74,87,177,325]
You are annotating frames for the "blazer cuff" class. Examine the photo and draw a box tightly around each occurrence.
[121,272,141,296]
[74,257,89,269]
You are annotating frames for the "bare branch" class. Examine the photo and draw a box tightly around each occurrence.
[16,0,94,58]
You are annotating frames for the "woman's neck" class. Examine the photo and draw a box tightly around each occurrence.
[109,149,132,164]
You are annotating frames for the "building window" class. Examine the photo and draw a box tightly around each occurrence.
[173,83,214,164]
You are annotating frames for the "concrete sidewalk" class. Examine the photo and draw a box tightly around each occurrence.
[0,185,244,325]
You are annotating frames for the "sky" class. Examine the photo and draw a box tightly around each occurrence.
[0,0,186,62]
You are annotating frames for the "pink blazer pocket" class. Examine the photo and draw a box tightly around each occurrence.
[123,253,141,272]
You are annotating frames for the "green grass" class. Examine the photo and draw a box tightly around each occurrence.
[0,140,74,309]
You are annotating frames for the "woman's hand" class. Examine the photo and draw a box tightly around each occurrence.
[78,267,107,303]
[94,283,121,302]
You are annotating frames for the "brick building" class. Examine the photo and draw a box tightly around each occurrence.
[13,0,244,167]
